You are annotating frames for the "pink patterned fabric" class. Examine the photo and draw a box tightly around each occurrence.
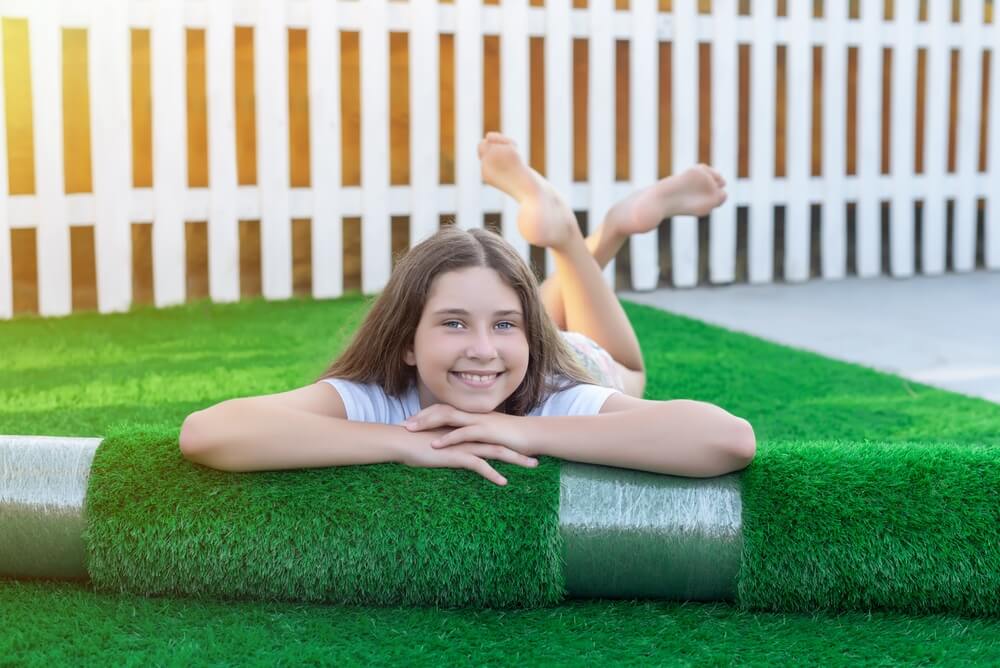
[559,330,627,393]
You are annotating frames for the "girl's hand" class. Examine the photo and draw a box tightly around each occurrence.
[397,426,538,487]
[402,403,534,455]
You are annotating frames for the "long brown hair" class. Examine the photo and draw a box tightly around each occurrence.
[314,225,598,415]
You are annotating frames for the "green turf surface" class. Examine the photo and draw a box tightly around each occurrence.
[87,422,564,608]
[3,294,1000,665]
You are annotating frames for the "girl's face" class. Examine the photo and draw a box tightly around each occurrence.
[404,266,530,413]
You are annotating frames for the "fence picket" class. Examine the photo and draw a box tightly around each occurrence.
[627,0,660,290]
[89,0,132,315]
[359,0,390,294]
[542,0,572,279]
[709,0,737,285]
[308,0,343,299]
[587,0,615,289]
[499,0,530,267]
[29,2,71,316]
[207,0,240,304]
[856,0,883,278]
[889,0,918,277]
[151,0,187,307]
[821,1,847,280]
[954,5,983,273]
[256,0,292,299]
[455,0,483,237]
[747,1,775,284]
[989,20,1000,270]
[923,1,950,275]
[785,0,811,282]
[409,0,439,254]
[0,20,10,319]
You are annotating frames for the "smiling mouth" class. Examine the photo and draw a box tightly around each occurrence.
[451,371,504,387]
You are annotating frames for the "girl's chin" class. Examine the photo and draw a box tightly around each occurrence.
[447,389,512,412]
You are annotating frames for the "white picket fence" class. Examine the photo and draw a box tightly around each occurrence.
[0,0,997,321]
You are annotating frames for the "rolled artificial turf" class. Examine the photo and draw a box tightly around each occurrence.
[3,428,744,607]
[5,424,998,616]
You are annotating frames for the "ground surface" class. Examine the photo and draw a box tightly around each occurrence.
[622,269,1000,404]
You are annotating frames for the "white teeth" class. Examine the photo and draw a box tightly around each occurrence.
[458,373,497,383]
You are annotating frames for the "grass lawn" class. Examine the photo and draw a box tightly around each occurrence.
[2,294,1000,666]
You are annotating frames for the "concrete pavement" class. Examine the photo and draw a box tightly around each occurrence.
[619,270,1000,405]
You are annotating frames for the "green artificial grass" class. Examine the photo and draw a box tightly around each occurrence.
[4,293,1000,665]
[87,423,563,608]
[741,437,1000,616]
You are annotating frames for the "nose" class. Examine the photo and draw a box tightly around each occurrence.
[466,327,499,359]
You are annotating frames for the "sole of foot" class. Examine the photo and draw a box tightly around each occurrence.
[478,132,579,249]
[609,164,728,237]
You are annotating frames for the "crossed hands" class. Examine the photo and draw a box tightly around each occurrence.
[398,403,539,486]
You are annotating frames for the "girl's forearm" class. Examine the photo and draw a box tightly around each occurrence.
[527,400,755,478]
[179,400,404,473]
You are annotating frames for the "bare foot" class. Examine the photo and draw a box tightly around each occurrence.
[478,132,578,249]
[607,164,728,237]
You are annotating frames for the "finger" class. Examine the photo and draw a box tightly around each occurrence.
[405,403,442,428]
[466,456,507,486]
[466,444,539,468]
[409,405,466,432]
[434,425,490,448]
[431,426,477,448]
[405,414,437,431]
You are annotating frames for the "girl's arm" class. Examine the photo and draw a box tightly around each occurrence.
[180,398,405,472]
[527,399,755,478]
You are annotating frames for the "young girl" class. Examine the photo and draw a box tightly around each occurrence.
[179,132,755,484]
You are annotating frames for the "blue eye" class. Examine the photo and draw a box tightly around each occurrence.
[443,320,516,330]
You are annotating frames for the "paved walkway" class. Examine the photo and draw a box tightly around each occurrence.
[619,270,1000,405]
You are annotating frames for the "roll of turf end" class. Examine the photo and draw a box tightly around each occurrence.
[559,462,741,601]
[0,435,98,581]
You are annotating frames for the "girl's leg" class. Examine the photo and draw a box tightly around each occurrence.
[538,165,729,332]
[478,132,727,374]
[537,222,626,332]
[478,133,644,372]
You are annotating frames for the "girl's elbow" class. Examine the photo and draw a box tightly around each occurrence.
[179,412,203,456]
[179,410,219,462]
[724,418,756,467]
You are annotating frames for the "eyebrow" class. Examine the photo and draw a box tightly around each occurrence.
[432,308,522,317]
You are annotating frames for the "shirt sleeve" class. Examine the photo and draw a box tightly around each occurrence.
[533,382,622,417]
[320,378,384,423]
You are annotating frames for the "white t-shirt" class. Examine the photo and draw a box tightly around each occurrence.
[321,377,621,425]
